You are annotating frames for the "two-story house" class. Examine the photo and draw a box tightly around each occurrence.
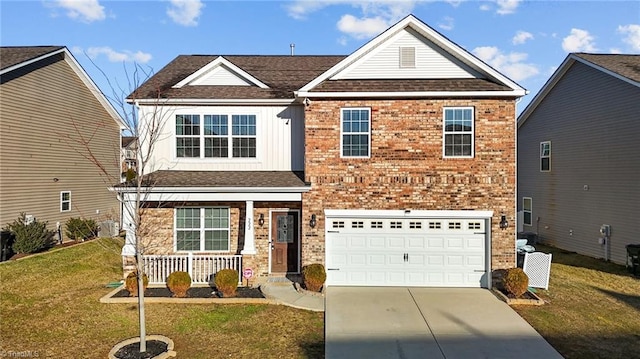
[0,46,123,245]
[518,53,640,265]
[122,15,525,288]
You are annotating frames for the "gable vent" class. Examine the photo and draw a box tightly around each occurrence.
[399,47,416,68]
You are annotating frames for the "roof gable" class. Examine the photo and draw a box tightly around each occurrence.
[173,56,269,89]
[332,27,481,80]
[298,14,525,97]
[1,46,125,128]
[518,53,640,127]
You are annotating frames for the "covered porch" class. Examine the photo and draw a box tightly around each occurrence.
[117,170,310,283]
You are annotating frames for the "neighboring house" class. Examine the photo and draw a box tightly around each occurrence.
[0,46,124,242]
[121,136,137,174]
[517,53,640,265]
[122,15,525,287]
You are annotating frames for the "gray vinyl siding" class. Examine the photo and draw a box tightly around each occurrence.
[518,61,640,264]
[0,55,121,238]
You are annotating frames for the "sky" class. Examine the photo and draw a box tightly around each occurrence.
[1,0,639,115]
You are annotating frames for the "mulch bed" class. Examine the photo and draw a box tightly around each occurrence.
[113,340,168,359]
[112,286,264,299]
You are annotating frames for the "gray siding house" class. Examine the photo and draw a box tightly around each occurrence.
[0,46,124,241]
[517,53,640,265]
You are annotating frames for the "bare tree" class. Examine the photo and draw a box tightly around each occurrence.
[63,59,173,354]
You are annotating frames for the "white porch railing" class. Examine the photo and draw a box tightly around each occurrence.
[141,254,242,284]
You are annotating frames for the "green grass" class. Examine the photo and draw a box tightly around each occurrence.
[513,244,640,359]
[4,238,636,359]
[0,238,324,358]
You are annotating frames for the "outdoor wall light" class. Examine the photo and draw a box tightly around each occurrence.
[309,214,317,228]
[499,215,509,230]
[258,214,264,226]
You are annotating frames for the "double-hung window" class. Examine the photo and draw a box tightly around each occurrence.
[341,108,370,158]
[443,107,474,158]
[176,207,230,252]
[177,114,256,159]
[204,115,228,157]
[176,115,200,158]
[60,191,71,212]
[232,115,257,158]
[540,141,551,172]
[523,197,532,226]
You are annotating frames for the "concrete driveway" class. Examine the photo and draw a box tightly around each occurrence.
[325,287,563,359]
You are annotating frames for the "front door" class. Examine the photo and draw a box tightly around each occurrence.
[270,211,299,273]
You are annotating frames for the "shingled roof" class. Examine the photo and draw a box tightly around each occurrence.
[125,170,309,188]
[312,78,511,92]
[130,55,346,100]
[0,46,64,71]
[573,53,640,84]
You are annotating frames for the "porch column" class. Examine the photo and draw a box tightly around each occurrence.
[241,200,256,254]
[121,194,136,257]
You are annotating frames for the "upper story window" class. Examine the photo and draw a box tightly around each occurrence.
[60,191,71,212]
[176,114,256,159]
[341,108,371,158]
[540,141,551,172]
[443,107,474,158]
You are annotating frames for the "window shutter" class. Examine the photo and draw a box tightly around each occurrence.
[399,47,416,68]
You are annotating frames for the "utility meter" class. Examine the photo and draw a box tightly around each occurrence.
[600,224,611,237]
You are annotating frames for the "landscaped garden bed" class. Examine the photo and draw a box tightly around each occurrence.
[111,286,265,299]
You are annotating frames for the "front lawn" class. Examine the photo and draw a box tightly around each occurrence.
[0,238,323,358]
[513,244,640,359]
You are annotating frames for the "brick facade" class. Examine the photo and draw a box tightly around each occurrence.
[301,98,517,270]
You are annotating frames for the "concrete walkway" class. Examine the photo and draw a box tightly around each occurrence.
[259,280,324,312]
[326,287,563,359]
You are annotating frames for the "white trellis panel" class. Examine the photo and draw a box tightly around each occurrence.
[523,252,552,289]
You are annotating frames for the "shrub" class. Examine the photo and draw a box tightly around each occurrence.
[302,263,326,292]
[167,271,191,298]
[3,213,55,254]
[125,271,149,297]
[503,268,529,297]
[214,269,239,297]
[65,217,98,241]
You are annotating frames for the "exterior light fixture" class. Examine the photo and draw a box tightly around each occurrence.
[499,215,509,230]
[309,214,317,228]
[258,214,264,226]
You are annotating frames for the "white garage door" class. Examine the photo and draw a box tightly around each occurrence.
[325,210,491,288]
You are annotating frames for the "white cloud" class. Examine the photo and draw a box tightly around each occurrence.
[617,24,640,51]
[479,3,491,11]
[496,0,521,15]
[512,31,533,45]
[609,48,622,54]
[285,0,337,20]
[562,28,597,52]
[472,46,539,82]
[337,14,390,39]
[167,0,204,27]
[286,1,416,39]
[438,16,454,31]
[86,47,152,63]
[53,0,105,23]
